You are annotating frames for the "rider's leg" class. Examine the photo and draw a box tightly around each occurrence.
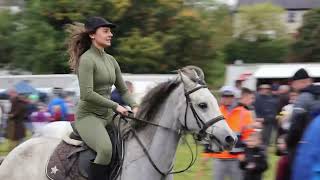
[75,115,113,179]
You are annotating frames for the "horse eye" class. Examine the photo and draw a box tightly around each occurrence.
[198,103,208,109]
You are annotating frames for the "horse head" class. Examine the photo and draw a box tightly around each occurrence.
[178,66,237,152]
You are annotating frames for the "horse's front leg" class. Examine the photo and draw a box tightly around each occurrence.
[166,174,173,180]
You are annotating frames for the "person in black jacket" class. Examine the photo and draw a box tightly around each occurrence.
[254,84,279,146]
[111,81,134,107]
[286,68,320,180]
[239,131,268,180]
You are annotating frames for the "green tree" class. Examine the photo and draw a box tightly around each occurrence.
[225,2,290,63]
[235,2,287,40]
[289,8,320,62]
[225,37,290,63]
[0,11,16,67]
[0,0,232,87]
[116,30,165,73]
[10,19,68,73]
[114,0,232,86]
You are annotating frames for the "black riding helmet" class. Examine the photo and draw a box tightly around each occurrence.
[84,16,116,32]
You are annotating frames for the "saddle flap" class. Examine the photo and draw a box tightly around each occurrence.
[78,149,96,178]
[46,124,123,180]
[46,141,85,180]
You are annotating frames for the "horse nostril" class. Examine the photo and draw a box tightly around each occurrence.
[225,136,235,144]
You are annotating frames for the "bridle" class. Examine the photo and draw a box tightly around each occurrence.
[184,84,225,140]
[114,80,225,179]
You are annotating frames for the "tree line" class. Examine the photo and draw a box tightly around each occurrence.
[0,1,319,87]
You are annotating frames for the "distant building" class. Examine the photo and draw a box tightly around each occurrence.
[0,0,24,13]
[235,0,320,35]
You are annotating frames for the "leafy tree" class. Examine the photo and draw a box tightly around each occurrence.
[225,2,290,63]
[289,8,320,62]
[0,11,17,66]
[235,2,287,40]
[116,30,165,73]
[10,18,68,73]
[0,0,233,87]
[225,37,290,63]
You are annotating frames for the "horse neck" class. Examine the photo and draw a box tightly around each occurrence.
[128,85,185,171]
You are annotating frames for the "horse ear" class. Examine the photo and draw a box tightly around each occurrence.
[178,70,197,91]
[183,65,205,81]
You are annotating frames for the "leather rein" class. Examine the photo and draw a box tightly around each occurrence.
[115,84,224,178]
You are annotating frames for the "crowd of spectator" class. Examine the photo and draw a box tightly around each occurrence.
[200,68,320,180]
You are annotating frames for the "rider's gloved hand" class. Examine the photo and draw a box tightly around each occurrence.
[116,105,129,116]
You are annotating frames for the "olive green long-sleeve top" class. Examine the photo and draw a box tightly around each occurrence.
[77,44,138,118]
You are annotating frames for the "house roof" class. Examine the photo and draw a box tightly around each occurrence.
[237,0,320,10]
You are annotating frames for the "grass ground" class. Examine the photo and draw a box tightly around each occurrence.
[0,135,278,180]
[174,138,278,180]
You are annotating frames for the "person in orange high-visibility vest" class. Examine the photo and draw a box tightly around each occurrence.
[202,87,255,180]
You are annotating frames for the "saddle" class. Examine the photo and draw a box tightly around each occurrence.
[46,122,123,180]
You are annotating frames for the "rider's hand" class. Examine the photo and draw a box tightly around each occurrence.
[132,107,139,117]
[116,105,129,116]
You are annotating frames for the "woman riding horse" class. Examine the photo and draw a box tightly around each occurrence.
[67,16,139,180]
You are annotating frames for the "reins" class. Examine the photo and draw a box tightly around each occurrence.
[111,83,225,179]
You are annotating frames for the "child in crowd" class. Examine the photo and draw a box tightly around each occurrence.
[30,103,51,133]
[239,131,268,180]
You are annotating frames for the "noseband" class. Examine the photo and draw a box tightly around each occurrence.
[116,81,225,178]
[184,84,225,140]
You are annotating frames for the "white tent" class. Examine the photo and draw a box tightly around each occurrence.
[0,74,176,103]
[225,63,320,90]
[254,64,320,79]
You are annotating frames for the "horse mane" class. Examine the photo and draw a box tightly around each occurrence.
[133,66,205,130]
[133,80,180,130]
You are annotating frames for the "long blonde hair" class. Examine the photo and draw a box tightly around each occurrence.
[66,23,92,73]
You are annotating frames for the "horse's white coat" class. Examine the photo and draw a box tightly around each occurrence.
[0,71,235,180]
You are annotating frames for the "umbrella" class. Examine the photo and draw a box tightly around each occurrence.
[13,80,38,94]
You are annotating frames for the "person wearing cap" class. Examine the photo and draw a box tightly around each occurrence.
[254,84,279,146]
[285,68,320,179]
[201,86,254,180]
[290,68,313,92]
[66,16,139,180]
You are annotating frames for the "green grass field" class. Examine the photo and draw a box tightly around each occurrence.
[174,140,278,180]
[0,136,278,179]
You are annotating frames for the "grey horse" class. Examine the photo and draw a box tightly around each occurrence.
[0,67,236,180]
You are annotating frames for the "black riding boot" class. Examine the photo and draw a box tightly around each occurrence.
[88,162,111,180]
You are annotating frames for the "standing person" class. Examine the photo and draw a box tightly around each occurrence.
[0,103,4,142]
[239,132,268,180]
[25,94,39,133]
[111,81,135,107]
[6,90,28,151]
[48,88,68,121]
[278,85,290,112]
[254,84,279,146]
[291,115,320,180]
[286,68,320,180]
[64,95,76,122]
[29,103,51,134]
[67,16,139,180]
[276,91,299,145]
[202,86,254,180]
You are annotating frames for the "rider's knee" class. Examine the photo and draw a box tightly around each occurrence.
[99,145,112,157]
